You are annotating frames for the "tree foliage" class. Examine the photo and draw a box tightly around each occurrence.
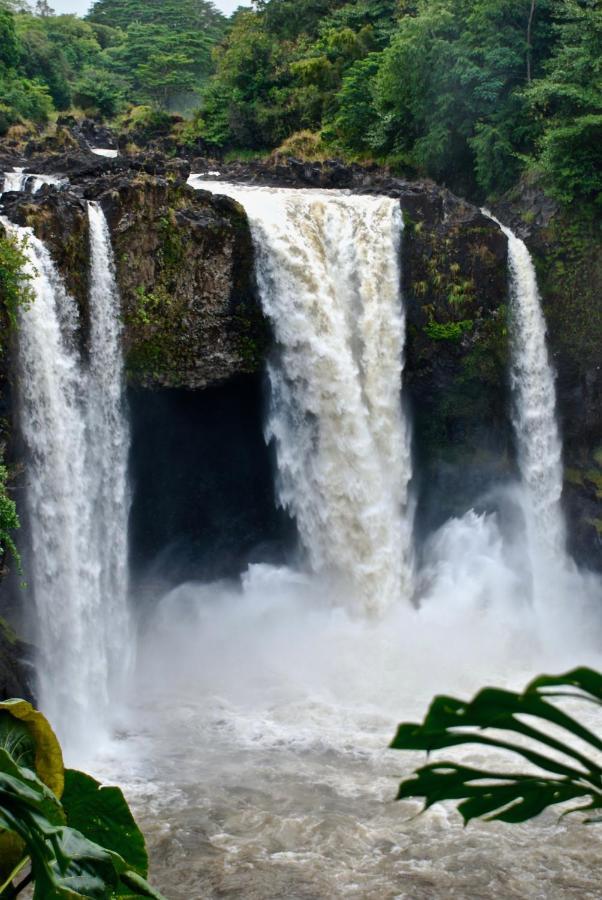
[0,0,598,207]
[526,0,602,206]
[0,0,226,123]
[199,0,599,207]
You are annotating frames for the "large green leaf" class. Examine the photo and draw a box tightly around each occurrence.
[0,700,64,798]
[397,762,598,824]
[391,668,602,825]
[526,668,602,706]
[0,743,164,899]
[62,771,148,878]
[0,714,36,773]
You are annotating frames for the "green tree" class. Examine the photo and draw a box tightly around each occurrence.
[323,53,380,152]
[104,23,214,109]
[336,0,556,194]
[73,67,126,116]
[0,8,19,69]
[87,0,225,37]
[202,10,297,148]
[527,0,602,207]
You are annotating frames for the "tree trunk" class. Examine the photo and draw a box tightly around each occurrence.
[526,0,537,83]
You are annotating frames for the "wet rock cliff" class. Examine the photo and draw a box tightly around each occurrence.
[1,150,599,577]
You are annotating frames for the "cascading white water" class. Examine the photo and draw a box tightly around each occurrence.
[1,169,65,195]
[2,168,27,192]
[86,201,132,705]
[2,203,130,750]
[189,180,413,614]
[485,212,566,562]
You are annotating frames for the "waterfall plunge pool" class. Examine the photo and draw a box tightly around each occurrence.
[87,511,602,900]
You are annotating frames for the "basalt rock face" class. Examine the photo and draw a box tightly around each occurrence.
[96,175,264,389]
[2,167,266,390]
[1,153,513,540]
[0,620,34,702]
[3,149,599,567]
[494,183,602,571]
[399,186,511,534]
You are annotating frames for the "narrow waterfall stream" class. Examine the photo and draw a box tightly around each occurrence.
[485,213,566,558]
[3,203,130,751]
[190,181,413,613]
[2,168,27,192]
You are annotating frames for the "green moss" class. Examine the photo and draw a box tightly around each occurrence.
[565,467,584,486]
[460,306,509,385]
[157,214,184,273]
[0,461,20,573]
[535,210,601,376]
[125,285,180,380]
[424,319,474,341]
[0,617,18,647]
[0,232,34,351]
[130,285,173,327]
[234,301,270,369]
[584,469,602,499]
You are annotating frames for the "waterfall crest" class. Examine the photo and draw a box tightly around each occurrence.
[3,204,131,748]
[190,181,413,614]
[2,169,27,192]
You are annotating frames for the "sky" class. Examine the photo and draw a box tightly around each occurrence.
[50,0,251,15]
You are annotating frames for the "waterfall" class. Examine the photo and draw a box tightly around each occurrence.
[1,169,65,195]
[2,168,27,192]
[485,212,566,565]
[86,201,132,705]
[3,203,131,748]
[189,181,413,614]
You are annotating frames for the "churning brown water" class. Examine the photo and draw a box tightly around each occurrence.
[88,560,602,899]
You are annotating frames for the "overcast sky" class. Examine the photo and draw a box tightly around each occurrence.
[51,0,251,16]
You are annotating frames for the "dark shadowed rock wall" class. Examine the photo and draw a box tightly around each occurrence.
[128,376,296,592]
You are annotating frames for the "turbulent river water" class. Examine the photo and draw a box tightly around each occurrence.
[91,552,602,899]
[4,177,602,898]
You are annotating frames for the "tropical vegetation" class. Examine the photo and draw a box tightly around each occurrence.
[0,0,599,207]
[391,667,602,824]
[0,697,164,898]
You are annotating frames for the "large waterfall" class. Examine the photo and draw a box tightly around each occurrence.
[485,213,566,569]
[3,203,130,749]
[189,181,413,615]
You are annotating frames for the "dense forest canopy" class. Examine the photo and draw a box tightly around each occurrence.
[0,0,600,205]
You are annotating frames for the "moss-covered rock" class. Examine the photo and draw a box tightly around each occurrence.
[3,172,267,390]
[400,188,511,530]
[97,174,265,388]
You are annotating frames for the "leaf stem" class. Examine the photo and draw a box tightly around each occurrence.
[0,857,29,897]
